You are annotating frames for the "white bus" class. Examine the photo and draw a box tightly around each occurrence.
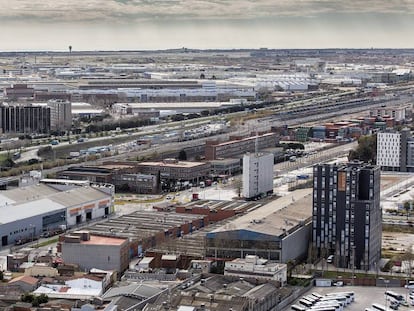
[325,293,352,304]
[320,297,347,306]
[327,291,355,302]
[305,295,319,303]
[311,302,342,311]
[291,305,307,311]
[385,291,404,302]
[326,295,349,305]
[299,299,314,308]
[309,307,337,311]
[372,303,388,311]
[312,293,324,299]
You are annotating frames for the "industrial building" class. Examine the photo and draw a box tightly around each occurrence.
[0,183,114,247]
[224,255,287,284]
[144,274,293,311]
[60,231,129,273]
[242,152,274,200]
[57,164,159,194]
[312,162,381,270]
[78,210,209,258]
[205,189,312,263]
[205,132,278,160]
[370,105,409,123]
[135,159,211,186]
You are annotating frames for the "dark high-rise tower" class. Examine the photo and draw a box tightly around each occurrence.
[312,162,381,270]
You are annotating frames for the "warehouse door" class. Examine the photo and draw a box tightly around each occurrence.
[86,211,92,221]
[2,235,7,246]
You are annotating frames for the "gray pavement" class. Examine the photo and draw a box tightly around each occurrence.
[287,286,413,311]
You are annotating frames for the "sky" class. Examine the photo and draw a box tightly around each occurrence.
[1,0,414,51]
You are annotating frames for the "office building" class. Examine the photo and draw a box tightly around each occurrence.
[312,162,381,270]
[0,103,50,134]
[47,99,72,132]
[242,152,274,200]
[377,129,410,172]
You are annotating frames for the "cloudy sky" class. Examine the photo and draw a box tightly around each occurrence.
[2,0,414,51]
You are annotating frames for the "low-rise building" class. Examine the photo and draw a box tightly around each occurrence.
[224,255,287,284]
[60,232,129,273]
[0,183,114,248]
[8,275,39,292]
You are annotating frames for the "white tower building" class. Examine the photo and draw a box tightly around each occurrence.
[242,152,274,199]
[377,129,409,172]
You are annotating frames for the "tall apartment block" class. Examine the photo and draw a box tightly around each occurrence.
[377,129,410,172]
[0,104,50,134]
[47,100,72,132]
[242,152,274,200]
[312,162,381,270]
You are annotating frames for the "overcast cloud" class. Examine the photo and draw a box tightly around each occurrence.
[1,0,414,50]
[1,0,414,22]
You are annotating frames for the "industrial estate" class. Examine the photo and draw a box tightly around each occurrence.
[0,48,414,311]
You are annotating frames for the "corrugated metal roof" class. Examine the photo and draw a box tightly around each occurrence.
[0,198,66,224]
[211,188,312,237]
[1,184,59,203]
[48,186,108,207]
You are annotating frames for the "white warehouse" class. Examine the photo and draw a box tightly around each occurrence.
[0,183,114,248]
[242,152,274,200]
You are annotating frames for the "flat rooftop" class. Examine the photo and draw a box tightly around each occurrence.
[138,161,207,168]
[212,188,313,237]
[81,235,127,246]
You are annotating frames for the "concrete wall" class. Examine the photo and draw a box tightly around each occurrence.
[281,222,311,263]
[61,243,124,273]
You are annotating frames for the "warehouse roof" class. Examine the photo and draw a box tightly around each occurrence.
[211,188,312,237]
[0,198,66,224]
[0,184,111,225]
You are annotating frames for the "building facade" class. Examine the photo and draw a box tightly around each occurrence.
[0,104,50,134]
[377,129,410,172]
[242,152,274,200]
[61,232,129,273]
[312,162,381,270]
[224,255,287,284]
[47,99,72,132]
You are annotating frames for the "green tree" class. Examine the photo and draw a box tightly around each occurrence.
[348,134,377,163]
[21,293,35,303]
[178,149,187,161]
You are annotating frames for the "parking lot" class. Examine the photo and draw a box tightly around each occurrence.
[287,286,413,311]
